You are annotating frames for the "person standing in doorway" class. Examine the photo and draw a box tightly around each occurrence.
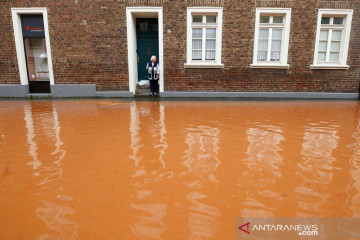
[146,55,160,96]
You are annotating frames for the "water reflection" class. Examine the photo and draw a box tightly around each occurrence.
[242,125,285,217]
[296,122,339,216]
[181,125,221,239]
[130,102,169,239]
[23,102,78,239]
[350,112,360,217]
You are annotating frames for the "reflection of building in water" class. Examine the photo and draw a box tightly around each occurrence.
[350,116,360,217]
[242,125,285,217]
[296,123,339,216]
[24,103,78,239]
[131,203,167,239]
[181,125,221,239]
[129,102,169,239]
[182,126,221,182]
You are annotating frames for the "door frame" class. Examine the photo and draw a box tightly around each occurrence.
[11,8,55,86]
[126,7,164,93]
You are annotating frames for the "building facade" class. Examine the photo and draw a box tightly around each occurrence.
[0,0,359,98]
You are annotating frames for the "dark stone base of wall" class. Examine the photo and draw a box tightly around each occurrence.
[96,91,134,97]
[0,84,358,99]
[160,91,360,99]
[0,84,29,97]
[51,84,96,97]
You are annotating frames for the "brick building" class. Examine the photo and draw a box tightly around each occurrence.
[0,0,359,98]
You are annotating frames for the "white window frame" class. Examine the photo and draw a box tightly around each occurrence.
[185,7,224,68]
[251,8,291,69]
[11,8,55,85]
[311,9,353,70]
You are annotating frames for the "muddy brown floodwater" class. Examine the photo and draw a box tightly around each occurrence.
[0,99,360,239]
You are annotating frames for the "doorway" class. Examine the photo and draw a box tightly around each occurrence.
[136,18,159,82]
[11,8,55,94]
[126,7,164,94]
[21,14,50,93]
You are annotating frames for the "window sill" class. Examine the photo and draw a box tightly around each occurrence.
[310,65,350,70]
[250,64,290,69]
[184,63,224,69]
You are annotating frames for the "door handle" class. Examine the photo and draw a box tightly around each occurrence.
[137,56,140,62]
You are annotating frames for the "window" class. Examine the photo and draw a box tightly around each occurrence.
[311,9,353,69]
[185,7,223,68]
[251,8,291,69]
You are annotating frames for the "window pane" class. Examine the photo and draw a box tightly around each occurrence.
[273,16,283,23]
[205,50,215,60]
[206,15,216,23]
[271,40,281,51]
[270,51,281,61]
[321,17,330,24]
[333,17,344,25]
[192,39,202,49]
[332,30,342,41]
[329,53,339,61]
[260,16,270,23]
[319,41,328,51]
[192,28,202,38]
[192,50,202,60]
[206,40,216,49]
[320,30,329,41]
[258,40,268,50]
[24,38,50,81]
[318,52,326,61]
[259,28,269,39]
[272,29,282,39]
[330,42,340,52]
[257,51,267,61]
[193,15,202,23]
[206,28,216,38]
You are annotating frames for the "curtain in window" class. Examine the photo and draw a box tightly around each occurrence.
[192,28,202,38]
[259,28,269,39]
[272,29,282,39]
[257,51,267,61]
[192,40,202,49]
[206,40,216,50]
[257,29,269,61]
[271,40,281,61]
[332,30,342,40]
[192,51,202,60]
[206,28,216,38]
[205,51,215,60]
[270,51,281,61]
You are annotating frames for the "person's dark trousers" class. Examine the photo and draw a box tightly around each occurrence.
[149,80,159,94]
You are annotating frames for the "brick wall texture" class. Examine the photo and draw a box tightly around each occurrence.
[0,0,359,92]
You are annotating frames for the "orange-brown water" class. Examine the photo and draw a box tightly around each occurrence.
[0,99,359,239]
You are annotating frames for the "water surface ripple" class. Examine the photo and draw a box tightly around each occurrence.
[0,100,359,239]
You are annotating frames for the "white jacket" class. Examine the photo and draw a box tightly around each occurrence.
[146,62,160,80]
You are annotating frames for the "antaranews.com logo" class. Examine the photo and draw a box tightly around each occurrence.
[238,221,318,236]
[235,217,360,240]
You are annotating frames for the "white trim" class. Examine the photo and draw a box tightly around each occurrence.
[250,64,290,69]
[11,8,55,85]
[312,9,353,69]
[310,64,349,70]
[252,8,291,67]
[126,7,164,93]
[184,63,224,68]
[186,7,223,67]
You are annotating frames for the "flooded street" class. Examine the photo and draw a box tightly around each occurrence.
[0,99,360,239]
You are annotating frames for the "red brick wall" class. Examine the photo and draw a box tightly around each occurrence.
[0,0,359,93]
